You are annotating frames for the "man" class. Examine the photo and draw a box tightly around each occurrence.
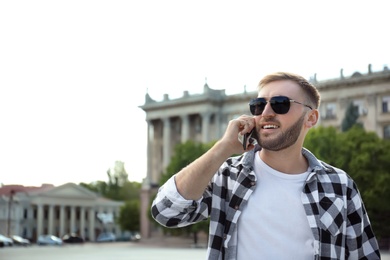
[151,72,380,259]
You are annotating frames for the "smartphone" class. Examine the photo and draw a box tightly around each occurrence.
[238,129,256,150]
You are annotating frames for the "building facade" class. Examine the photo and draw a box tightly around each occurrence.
[139,65,390,238]
[0,183,123,242]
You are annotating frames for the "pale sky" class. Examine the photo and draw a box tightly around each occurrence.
[0,1,388,186]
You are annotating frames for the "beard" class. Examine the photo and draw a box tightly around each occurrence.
[257,113,306,151]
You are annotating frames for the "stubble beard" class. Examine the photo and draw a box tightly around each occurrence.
[258,113,306,151]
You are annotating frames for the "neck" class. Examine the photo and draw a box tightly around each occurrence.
[259,146,308,174]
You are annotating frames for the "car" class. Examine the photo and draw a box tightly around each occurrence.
[96,232,116,242]
[62,233,84,244]
[0,234,13,247]
[131,232,141,241]
[37,235,63,245]
[11,235,31,246]
[117,231,141,242]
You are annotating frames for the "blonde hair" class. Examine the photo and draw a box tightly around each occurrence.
[258,72,321,109]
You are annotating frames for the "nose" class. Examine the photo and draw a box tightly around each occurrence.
[261,102,275,117]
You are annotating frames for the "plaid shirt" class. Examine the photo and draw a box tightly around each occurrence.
[152,147,380,260]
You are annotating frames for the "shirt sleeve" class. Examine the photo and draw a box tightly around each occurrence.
[151,175,209,228]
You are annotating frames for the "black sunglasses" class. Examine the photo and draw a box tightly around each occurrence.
[249,96,313,115]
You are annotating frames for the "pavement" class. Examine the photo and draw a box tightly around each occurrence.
[137,234,208,248]
[0,235,389,260]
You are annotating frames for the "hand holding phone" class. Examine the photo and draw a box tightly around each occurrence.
[238,129,256,150]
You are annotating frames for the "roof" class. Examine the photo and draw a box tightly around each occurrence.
[0,184,55,196]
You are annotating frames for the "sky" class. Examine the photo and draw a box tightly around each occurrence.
[0,0,388,186]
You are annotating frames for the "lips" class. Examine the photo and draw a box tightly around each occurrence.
[262,124,279,129]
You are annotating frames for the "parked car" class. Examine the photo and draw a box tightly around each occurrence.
[96,232,116,242]
[0,234,13,247]
[11,235,31,246]
[117,231,141,242]
[37,235,63,245]
[62,233,84,244]
[131,232,141,242]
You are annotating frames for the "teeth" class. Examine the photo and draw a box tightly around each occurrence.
[263,125,278,129]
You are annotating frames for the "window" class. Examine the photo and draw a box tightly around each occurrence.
[382,96,390,113]
[322,103,337,119]
[353,99,367,116]
[384,125,390,139]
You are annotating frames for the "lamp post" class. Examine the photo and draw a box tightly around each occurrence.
[7,189,15,237]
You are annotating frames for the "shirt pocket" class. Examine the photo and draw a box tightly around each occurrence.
[319,196,345,236]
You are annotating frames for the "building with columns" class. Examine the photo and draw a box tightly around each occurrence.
[139,65,390,239]
[0,183,123,242]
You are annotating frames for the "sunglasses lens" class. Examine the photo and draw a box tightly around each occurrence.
[249,98,266,115]
[270,96,290,114]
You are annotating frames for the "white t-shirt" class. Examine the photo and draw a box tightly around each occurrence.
[237,152,315,260]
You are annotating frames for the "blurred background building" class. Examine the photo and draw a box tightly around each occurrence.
[0,183,123,242]
[139,64,390,239]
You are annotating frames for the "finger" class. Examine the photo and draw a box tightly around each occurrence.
[240,119,255,134]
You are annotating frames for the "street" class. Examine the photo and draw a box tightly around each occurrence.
[0,242,207,260]
[1,241,389,260]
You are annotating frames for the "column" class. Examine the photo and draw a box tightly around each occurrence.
[59,206,65,236]
[48,205,54,235]
[366,94,377,133]
[36,204,44,238]
[88,208,95,241]
[80,207,85,238]
[163,117,171,168]
[70,206,76,233]
[140,188,151,239]
[115,209,120,237]
[147,120,154,181]
[202,112,211,143]
[181,115,190,143]
[214,112,222,139]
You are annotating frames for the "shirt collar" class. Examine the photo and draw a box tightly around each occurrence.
[233,145,327,174]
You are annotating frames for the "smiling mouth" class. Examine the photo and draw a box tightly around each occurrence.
[262,124,279,129]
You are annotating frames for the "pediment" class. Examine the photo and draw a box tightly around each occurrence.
[39,183,98,199]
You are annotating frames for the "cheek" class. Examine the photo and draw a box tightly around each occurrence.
[254,116,262,125]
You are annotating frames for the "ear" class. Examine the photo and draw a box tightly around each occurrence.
[305,109,319,128]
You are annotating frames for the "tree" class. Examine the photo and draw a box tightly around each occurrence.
[304,126,390,240]
[159,141,213,185]
[118,200,140,232]
[80,161,142,234]
[109,161,129,187]
[153,140,215,245]
[339,126,390,240]
[341,102,362,132]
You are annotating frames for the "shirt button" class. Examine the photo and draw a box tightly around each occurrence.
[234,205,239,210]
[250,181,255,186]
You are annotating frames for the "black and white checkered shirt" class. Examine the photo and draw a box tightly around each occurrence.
[152,147,380,260]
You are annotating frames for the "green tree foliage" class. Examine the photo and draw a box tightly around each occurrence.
[304,126,390,239]
[80,161,140,201]
[154,140,215,244]
[79,160,142,232]
[118,200,140,232]
[341,102,362,132]
[159,140,214,185]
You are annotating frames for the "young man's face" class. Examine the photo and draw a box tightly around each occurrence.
[254,80,310,151]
